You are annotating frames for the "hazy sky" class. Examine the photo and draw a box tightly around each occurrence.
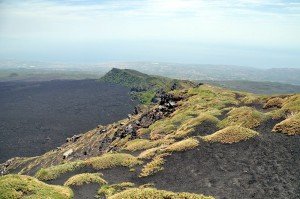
[0,0,299,68]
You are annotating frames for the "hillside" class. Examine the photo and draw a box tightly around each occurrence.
[97,62,300,85]
[0,69,299,199]
[100,68,197,104]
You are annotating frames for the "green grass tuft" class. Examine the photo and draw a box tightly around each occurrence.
[0,174,73,199]
[86,153,142,170]
[220,106,268,129]
[35,161,85,181]
[203,126,259,144]
[272,113,300,135]
[165,138,199,152]
[108,187,215,199]
[98,182,135,198]
[139,153,169,177]
[64,173,107,186]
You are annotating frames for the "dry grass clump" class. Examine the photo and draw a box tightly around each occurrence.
[281,94,300,112]
[108,188,215,199]
[86,153,142,170]
[185,114,220,128]
[123,139,154,151]
[137,128,150,137]
[165,138,199,152]
[263,97,284,109]
[0,174,73,199]
[203,126,259,144]
[272,113,300,135]
[149,110,194,140]
[64,173,107,186]
[241,94,263,105]
[220,106,267,129]
[139,153,169,177]
[174,114,220,138]
[267,94,300,119]
[35,161,85,181]
[138,145,168,160]
[98,182,135,198]
[123,138,175,152]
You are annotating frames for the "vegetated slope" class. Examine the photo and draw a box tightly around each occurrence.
[100,68,197,104]
[0,69,299,199]
[0,79,137,163]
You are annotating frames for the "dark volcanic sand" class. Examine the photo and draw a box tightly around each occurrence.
[58,119,299,199]
[39,118,300,199]
[0,80,137,163]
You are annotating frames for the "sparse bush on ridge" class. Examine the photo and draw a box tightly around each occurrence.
[165,138,199,152]
[266,94,300,119]
[35,161,85,181]
[139,153,169,177]
[86,153,142,170]
[124,138,175,152]
[108,187,215,199]
[64,173,107,186]
[272,113,300,135]
[98,182,135,198]
[241,94,263,105]
[0,174,73,199]
[203,126,259,144]
[220,106,268,129]
[263,97,284,109]
[123,139,154,151]
[281,94,300,113]
[174,114,220,138]
[35,153,141,181]
[138,146,166,160]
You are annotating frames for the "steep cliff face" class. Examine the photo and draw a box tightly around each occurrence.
[1,69,299,199]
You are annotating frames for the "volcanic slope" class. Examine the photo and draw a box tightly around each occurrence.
[0,69,299,199]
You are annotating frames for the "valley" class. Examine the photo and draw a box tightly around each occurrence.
[0,79,137,163]
[1,69,299,199]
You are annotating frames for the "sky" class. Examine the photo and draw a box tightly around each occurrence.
[0,0,299,68]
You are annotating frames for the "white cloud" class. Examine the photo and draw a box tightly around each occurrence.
[0,0,299,65]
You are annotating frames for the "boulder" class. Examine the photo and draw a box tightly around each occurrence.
[63,149,73,159]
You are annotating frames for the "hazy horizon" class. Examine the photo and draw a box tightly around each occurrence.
[0,0,299,68]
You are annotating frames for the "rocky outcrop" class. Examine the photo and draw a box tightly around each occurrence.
[98,92,185,153]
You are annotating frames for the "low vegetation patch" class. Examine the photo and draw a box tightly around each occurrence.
[267,94,300,119]
[123,139,154,151]
[64,173,107,186]
[165,138,199,152]
[86,153,142,170]
[138,146,165,160]
[272,113,300,135]
[98,182,135,198]
[148,85,239,140]
[0,174,73,199]
[108,188,214,199]
[220,106,267,129]
[203,126,259,144]
[281,94,300,113]
[139,154,169,177]
[124,138,175,152]
[241,94,263,105]
[263,97,284,109]
[174,114,220,138]
[35,161,85,181]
